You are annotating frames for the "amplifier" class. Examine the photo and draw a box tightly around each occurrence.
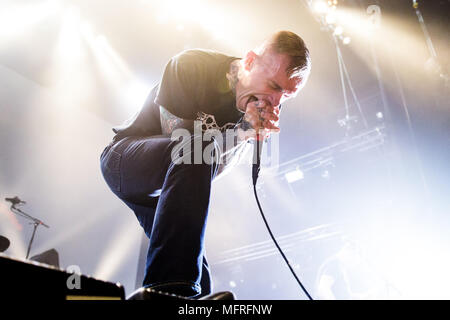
[0,254,125,300]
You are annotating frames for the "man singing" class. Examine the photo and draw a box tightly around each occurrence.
[100,31,311,298]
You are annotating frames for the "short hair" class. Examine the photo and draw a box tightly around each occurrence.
[261,31,311,84]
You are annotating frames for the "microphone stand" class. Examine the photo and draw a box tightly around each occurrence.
[10,204,49,259]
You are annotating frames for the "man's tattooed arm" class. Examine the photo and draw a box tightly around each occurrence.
[159,106,194,135]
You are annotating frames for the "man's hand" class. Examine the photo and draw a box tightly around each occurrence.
[240,100,280,141]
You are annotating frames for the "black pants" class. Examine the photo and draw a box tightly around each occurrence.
[100,134,221,297]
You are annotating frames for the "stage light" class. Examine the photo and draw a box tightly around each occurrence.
[376,112,383,119]
[333,26,343,36]
[121,81,150,114]
[96,35,132,78]
[80,21,94,36]
[97,35,151,113]
[94,218,142,282]
[229,280,237,288]
[328,0,338,10]
[325,12,337,25]
[343,36,351,45]
[285,168,304,183]
[313,1,328,14]
[154,0,207,23]
[155,12,169,25]
[150,0,232,49]
[81,26,117,82]
[81,24,151,117]
[57,8,83,61]
[48,6,95,109]
[0,0,59,40]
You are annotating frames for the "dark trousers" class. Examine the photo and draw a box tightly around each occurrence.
[100,134,220,297]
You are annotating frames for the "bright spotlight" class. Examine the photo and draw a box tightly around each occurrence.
[334,26,343,35]
[342,36,351,45]
[80,21,94,36]
[96,33,135,77]
[325,12,337,25]
[49,5,92,107]
[96,35,109,47]
[0,0,59,40]
[155,12,169,25]
[285,168,304,183]
[121,81,150,113]
[313,1,328,14]
[57,8,83,61]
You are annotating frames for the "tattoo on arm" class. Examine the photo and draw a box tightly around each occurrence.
[160,106,183,135]
[159,106,194,135]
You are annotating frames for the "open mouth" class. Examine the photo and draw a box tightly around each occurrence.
[246,95,258,106]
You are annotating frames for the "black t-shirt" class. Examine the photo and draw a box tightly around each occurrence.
[112,49,243,138]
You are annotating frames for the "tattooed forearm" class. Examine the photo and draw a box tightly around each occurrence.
[159,106,194,135]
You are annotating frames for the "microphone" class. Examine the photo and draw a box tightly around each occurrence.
[5,196,26,206]
[252,102,266,186]
[244,99,277,185]
[252,135,263,186]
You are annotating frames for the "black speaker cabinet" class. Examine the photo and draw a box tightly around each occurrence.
[0,254,125,300]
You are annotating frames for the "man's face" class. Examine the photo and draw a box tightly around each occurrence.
[235,50,302,112]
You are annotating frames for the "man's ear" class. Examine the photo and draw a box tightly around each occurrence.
[243,50,257,71]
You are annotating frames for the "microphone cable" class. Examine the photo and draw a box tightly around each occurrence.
[252,137,314,300]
